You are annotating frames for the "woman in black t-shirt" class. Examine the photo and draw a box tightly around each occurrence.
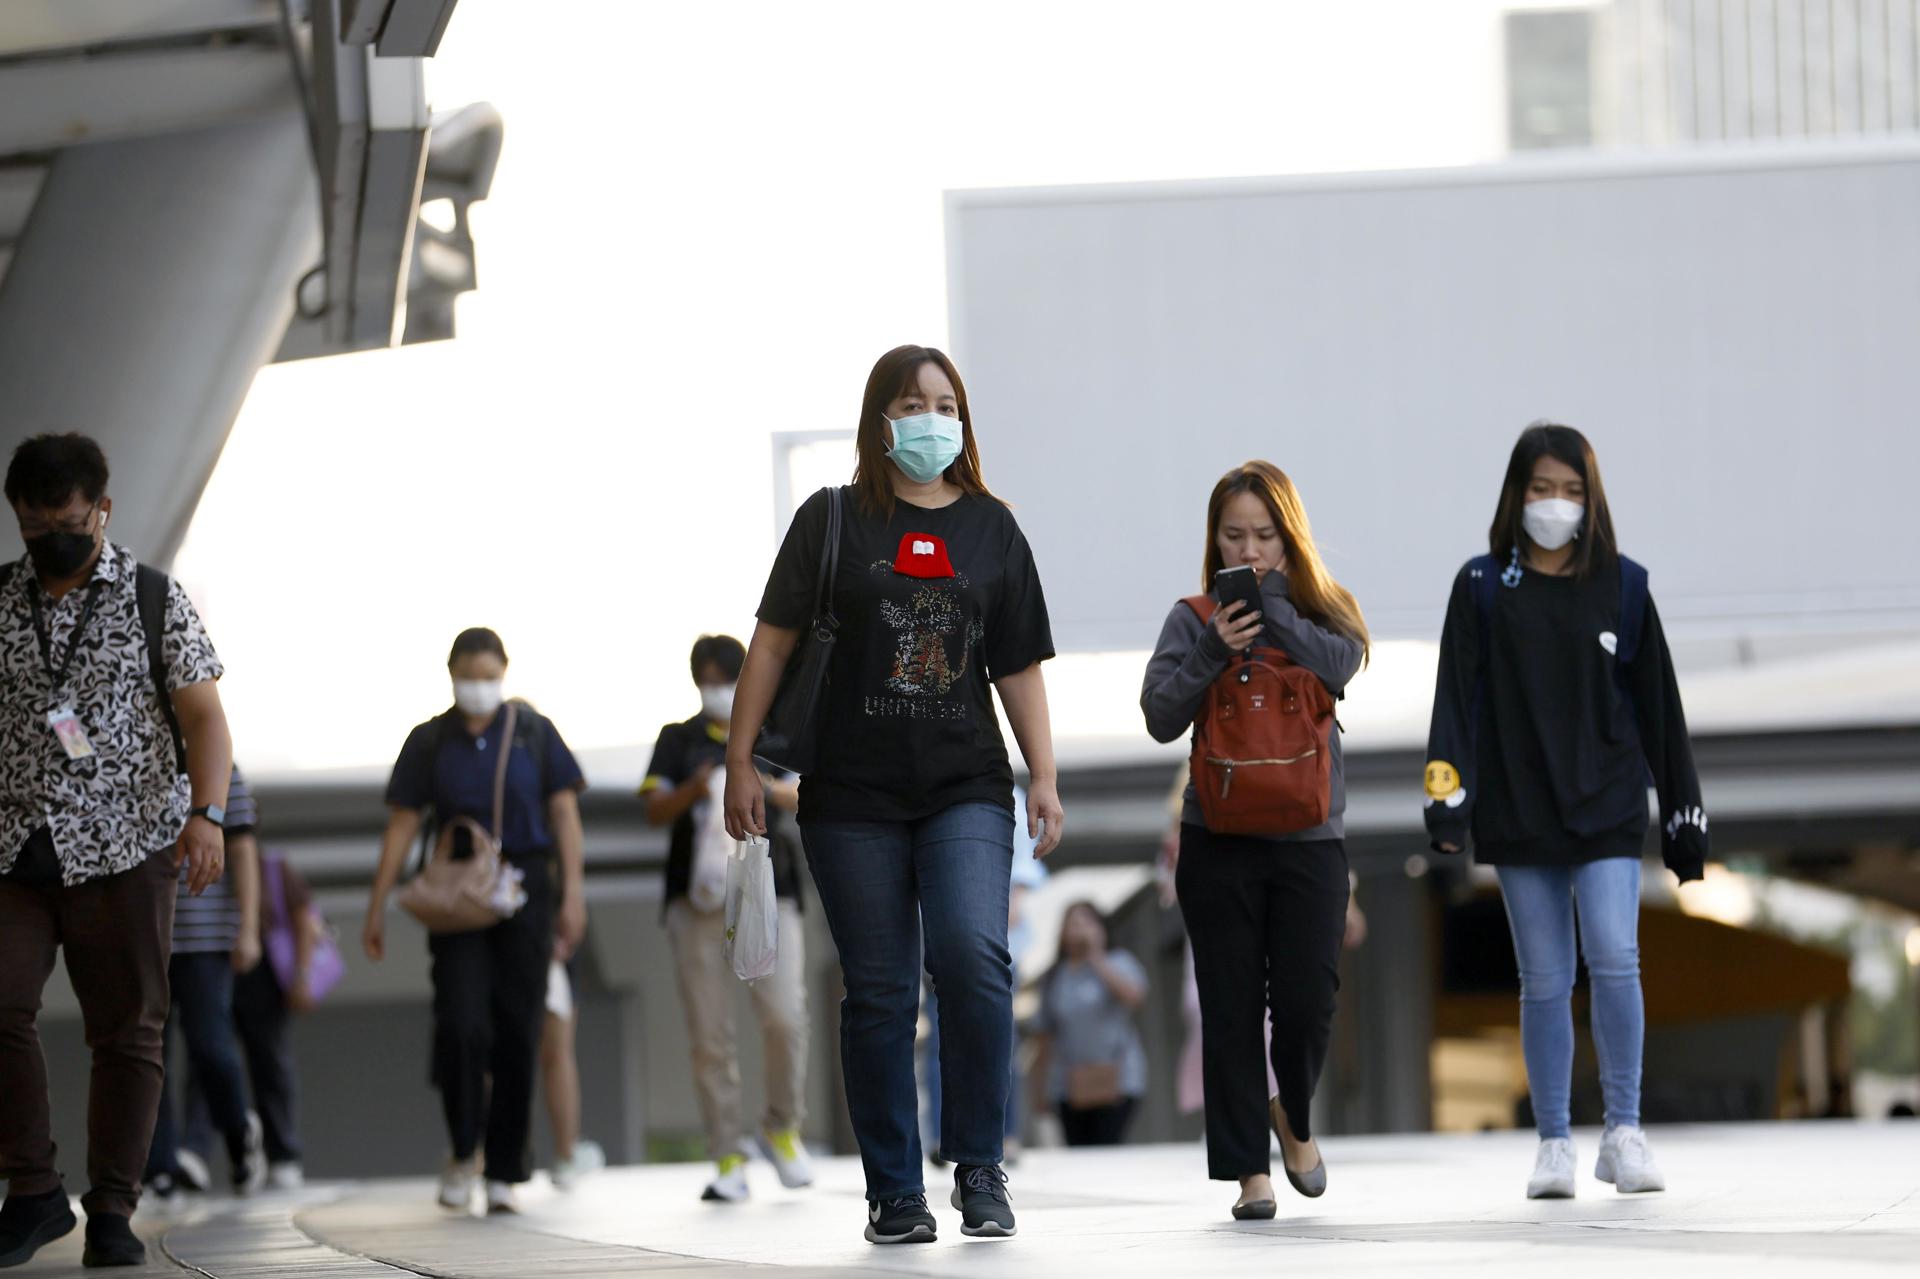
[725,345,1061,1246]
[1424,423,1706,1203]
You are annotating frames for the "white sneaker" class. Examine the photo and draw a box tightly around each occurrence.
[700,1155,750,1203]
[552,1139,606,1192]
[234,1112,269,1196]
[485,1180,519,1214]
[1595,1126,1666,1193]
[756,1127,815,1190]
[175,1149,212,1194]
[1527,1137,1577,1199]
[437,1157,479,1212]
[266,1162,305,1192]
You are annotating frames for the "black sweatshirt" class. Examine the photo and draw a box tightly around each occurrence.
[1423,558,1708,882]
[1142,568,1365,842]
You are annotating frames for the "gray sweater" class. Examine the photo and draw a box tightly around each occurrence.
[1140,569,1365,841]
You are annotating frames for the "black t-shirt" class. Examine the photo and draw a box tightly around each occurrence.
[756,487,1054,823]
[642,713,801,913]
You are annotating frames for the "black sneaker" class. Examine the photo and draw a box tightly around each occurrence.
[80,1213,145,1268]
[0,1187,78,1268]
[864,1194,937,1245]
[233,1112,268,1196]
[950,1164,1016,1238]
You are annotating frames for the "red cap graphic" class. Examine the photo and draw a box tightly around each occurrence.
[892,532,956,578]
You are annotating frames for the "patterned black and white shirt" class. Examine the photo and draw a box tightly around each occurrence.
[0,542,224,886]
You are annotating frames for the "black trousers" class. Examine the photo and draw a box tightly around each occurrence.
[1057,1098,1135,1147]
[1176,827,1347,1181]
[427,854,553,1184]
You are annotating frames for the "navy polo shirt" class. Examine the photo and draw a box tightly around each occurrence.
[386,703,585,856]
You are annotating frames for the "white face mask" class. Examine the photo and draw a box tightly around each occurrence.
[453,679,505,717]
[1522,497,1585,551]
[700,683,736,725]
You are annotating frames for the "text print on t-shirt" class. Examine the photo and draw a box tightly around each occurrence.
[866,533,985,720]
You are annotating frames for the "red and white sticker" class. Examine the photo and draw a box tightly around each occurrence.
[892,532,956,578]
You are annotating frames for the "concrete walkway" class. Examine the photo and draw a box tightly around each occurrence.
[10,1121,1916,1277]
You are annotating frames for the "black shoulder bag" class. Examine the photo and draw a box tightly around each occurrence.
[753,486,842,774]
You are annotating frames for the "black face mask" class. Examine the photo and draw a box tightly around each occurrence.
[25,530,98,579]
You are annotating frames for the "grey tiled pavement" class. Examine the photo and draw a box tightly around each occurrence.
[10,1121,1915,1277]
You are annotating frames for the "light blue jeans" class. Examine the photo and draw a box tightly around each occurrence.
[1495,857,1644,1138]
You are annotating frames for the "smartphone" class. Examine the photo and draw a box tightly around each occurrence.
[1213,565,1263,618]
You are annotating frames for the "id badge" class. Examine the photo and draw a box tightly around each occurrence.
[47,706,95,760]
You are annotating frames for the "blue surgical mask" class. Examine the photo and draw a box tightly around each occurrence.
[884,412,963,484]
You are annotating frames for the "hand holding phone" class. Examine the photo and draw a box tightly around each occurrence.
[1212,566,1265,651]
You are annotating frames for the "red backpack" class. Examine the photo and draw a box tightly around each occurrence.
[1182,595,1337,836]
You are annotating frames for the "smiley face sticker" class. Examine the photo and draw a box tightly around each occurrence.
[1423,760,1466,808]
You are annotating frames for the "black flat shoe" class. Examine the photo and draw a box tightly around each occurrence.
[80,1213,146,1268]
[1231,1198,1277,1221]
[1270,1097,1327,1198]
[0,1188,78,1268]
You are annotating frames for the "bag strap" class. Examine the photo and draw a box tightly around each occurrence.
[491,702,518,849]
[1615,555,1648,665]
[1181,594,1217,624]
[812,486,843,628]
[135,565,189,774]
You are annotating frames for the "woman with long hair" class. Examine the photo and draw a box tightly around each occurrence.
[1141,461,1368,1221]
[724,345,1061,1245]
[1424,422,1705,1200]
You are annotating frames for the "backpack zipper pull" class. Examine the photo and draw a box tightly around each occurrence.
[1220,761,1235,799]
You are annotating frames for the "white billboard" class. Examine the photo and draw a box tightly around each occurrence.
[946,141,1920,653]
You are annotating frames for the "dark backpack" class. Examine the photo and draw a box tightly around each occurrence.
[1181,594,1337,836]
[1466,552,1649,671]
[0,559,187,774]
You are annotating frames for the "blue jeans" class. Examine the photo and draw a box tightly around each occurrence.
[920,982,1021,1154]
[147,952,253,1179]
[802,802,1014,1201]
[1496,858,1644,1139]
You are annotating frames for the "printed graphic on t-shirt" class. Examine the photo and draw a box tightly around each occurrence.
[865,555,986,718]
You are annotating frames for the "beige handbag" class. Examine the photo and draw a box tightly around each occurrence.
[397,704,521,934]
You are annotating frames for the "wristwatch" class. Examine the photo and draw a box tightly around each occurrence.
[190,804,226,828]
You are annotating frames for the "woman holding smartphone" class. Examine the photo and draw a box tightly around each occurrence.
[1140,461,1368,1222]
[724,345,1062,1246]
[1424,422,1706,1200]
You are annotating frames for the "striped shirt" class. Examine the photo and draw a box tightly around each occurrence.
[171,764,258,954]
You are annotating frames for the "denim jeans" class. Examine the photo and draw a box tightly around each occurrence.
[802,801,1014,1201]
[919,980,1021,1155]
[149,951,253,1180]
[1496,857,1644,1139]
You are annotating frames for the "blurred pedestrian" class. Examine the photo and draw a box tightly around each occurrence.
[147,763,266,1199]
[725,345,1062,1245]
[0,433,231,1268]
[539,956,605,1190]
[643,634,811,1203]
[1142,460,1368,1222]
[1033,902,1147,1146]
[1424,422,1706,1200]
[362,628,588,1215]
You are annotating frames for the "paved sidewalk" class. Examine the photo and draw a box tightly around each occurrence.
[8,1121,1916,1277]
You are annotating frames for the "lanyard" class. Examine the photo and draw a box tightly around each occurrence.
[28,579,105,695]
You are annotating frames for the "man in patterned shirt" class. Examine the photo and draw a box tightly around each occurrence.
[0,435,233,1269]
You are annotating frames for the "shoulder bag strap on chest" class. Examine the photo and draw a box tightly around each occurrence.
[491,702,518,849]
[816,486,843,628]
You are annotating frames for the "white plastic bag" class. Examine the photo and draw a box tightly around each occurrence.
[724,835,779,983]
[688,769,730,913]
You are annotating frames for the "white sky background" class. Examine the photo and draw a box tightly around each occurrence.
[174,0,1521,778]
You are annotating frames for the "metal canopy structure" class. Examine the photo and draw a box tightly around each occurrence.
[0,0,487,568]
